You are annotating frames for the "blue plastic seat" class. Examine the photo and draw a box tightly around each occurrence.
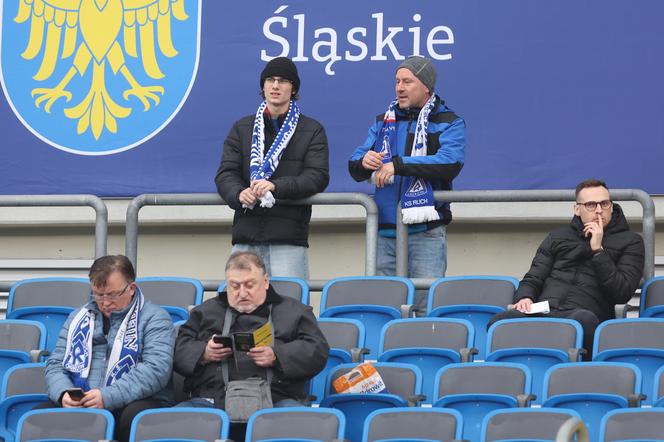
[426,275,519,359]
[362,407,463,442]
[319,277,415,359]
[640,277,664,318]
[592,318,664,405]
[7,278,90,352]
[599,408,664,442]
[0,362,49,442]
[480,407,582,442]
[377,318,475,404]
[0,320,48,383]
[320,362,423,442]
[218,276,309,305]
[310,318,366,403]
[129,407,229,442]
[486,318,584,403]
[138,277,204,322]
[16,408,115,442]
[433,362,532,442]
[541,362,643,442]
[245,407,345,442]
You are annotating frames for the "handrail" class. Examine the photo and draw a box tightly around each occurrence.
[125,192,378,275]
[555,417,590,442]
[396,189,655,286]
[0,194,108,259]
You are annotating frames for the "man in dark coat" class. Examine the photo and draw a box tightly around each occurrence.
[215,57,329,280]
[174,251,329,409]
[488,179,645,357]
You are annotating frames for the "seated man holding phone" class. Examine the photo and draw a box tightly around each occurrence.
[174,251,329,411]
[488,179,644,357]
[44,255,175,442]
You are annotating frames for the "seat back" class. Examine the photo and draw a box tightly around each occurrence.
[362,408,462,442]
[7,278,90,312]
[320,277,414,311]
[0,320,47,354]
[435,362,531,400]
[137,277,204,308]
[218,277,309,304]
[488,318,583,354]
[481,408,581,442]
[542,362,641,401]
[1,362,47,398]
[640,277,664,317]
[246,407,345,442]
[428,276,518,310]
[600,408,664,442]
[16,408,114,442]
[129,407,229,442]
[318,318,365,352]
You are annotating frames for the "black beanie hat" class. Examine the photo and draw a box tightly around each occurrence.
[260,57,300,93]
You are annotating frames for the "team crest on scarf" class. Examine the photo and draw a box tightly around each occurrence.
[0,0,201,155]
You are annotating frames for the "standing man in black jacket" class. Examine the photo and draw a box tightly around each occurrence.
[215,57,329,279]
[488,179,645,356]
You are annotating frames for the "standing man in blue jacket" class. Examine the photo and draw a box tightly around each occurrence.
[349,55,465,313]
[44,255,175,442]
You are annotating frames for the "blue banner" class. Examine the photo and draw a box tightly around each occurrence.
[1,0,663,196]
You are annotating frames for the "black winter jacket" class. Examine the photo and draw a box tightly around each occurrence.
[174,287,329,405]
[215,113,329,247]
[515,204,644,322]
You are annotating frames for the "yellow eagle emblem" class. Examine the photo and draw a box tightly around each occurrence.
[15,0,188,140]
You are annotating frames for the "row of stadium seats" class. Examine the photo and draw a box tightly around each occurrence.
[6,402,664,442]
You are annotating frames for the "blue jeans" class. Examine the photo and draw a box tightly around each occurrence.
[232,243,309,280]
[176,397,304,408]
[377,225,448,313]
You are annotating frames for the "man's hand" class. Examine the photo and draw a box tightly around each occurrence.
[79,389,104,409]
[513,298,533,313]
[584,219,604,252]
[202,338,233,362]
[250,179,276,198]
[61,392,83,408]
[238,188,257,206]
[248,346,276,367]
[361,151,385,171]
[374,162,395,188]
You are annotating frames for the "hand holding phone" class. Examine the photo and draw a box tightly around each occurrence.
[212,335,233,348]
[66,388,85,401]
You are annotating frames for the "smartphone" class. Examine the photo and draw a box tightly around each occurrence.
[212,335,233,347]
[67,388,85,400]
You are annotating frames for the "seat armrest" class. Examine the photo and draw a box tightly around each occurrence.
[350,347,370,363]
[30,349,49,362]
[615,303,637,319]
[407,394,427,406]
[459,347,478,363]
[567,347,586,362]
[628,393,647,408]
[516,393,536,407]
[400,304,415,318]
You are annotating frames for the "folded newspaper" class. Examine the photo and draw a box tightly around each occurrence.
[333,362,388,394]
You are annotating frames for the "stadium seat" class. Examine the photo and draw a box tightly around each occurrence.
[599,408,664,442]
[310,318,367,403]
[0,362,49,442]
[320,362,423,442]
[319,276,415,359]
[218,277,309,304]
[480,408,582,442]
[15,408,114,442]
[541,362,643,442]
[432,362,533,442]
[361,407,463,442]
[592,318,664,405]
[486,317,584,404]
[129,407,230,442]
[137,277,204,322]
[652,365,664,407]
[377,318,475,403]
[7,278,90,352]
[0,319,48,381]
[640,276,664,318]
[426,275,519,359]
[245,407,345,442]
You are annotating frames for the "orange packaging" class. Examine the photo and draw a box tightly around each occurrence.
[333,362,387,394]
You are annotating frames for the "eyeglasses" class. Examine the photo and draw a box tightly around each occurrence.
[576,200,612,211]
[264,76,292,85]
[92,283,130,300]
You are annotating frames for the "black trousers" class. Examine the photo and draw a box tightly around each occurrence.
[35,398,170,442]
[487,307,600,360]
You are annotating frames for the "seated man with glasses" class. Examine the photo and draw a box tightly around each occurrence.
[43,255,175,442]
[488,179,644,357]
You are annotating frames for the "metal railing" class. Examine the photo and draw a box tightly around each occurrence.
[0,195,108,292]
[396,189,656,287]
[125,193,379,279]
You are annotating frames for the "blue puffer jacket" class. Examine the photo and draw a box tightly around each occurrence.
[45,293,175,410]
[349,96,465,231]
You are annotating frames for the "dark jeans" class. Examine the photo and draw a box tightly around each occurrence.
[487,307,600,360]
[35,398,170,442]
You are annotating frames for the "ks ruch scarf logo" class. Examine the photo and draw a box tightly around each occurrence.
[0,0,200,155]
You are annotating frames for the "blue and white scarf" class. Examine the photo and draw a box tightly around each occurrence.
[63,287,144,390]
[246,100,300,209]
[374,95,440,224]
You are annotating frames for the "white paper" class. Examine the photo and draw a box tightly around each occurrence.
[525,300,550,314]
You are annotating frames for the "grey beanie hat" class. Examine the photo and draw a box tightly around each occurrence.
[397,55,436,93]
